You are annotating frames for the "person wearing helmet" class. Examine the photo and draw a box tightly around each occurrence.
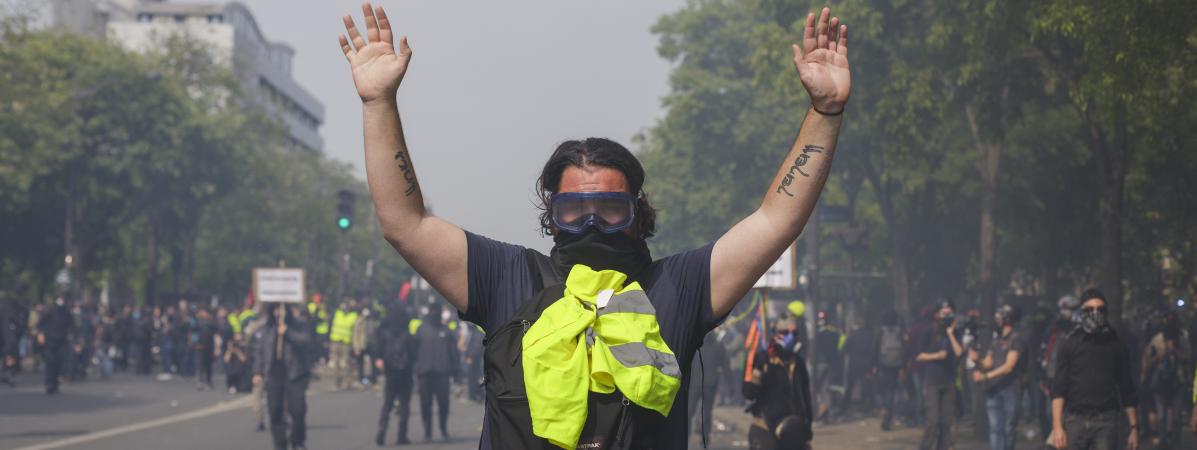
[970,303,1027,450]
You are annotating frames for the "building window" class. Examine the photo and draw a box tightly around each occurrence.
[174,15,186,23]
[207,14,224,24]
[137,13,153,22]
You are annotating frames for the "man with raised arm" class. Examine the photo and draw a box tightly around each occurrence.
[338,3,850,449]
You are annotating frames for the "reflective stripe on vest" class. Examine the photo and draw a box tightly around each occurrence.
[330,309,357,343]
[521,264,680,450]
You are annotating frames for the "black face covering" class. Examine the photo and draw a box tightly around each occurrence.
[550,229,652,282]
[1080,309,1110,335]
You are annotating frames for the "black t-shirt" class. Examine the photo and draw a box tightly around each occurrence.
[920,329,956,386]
[986,329,1026,393]
[1051,330,1137,412]
[460,231,722,450]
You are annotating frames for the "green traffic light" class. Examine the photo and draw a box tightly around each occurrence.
[337,217,351,229]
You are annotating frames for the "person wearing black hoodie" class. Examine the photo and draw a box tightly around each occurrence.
[253,303,312,450]
[374,305,416,446]
[38,297,72,395]
[413,306,457,441]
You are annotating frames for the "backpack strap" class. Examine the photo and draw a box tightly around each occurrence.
[524,249,562,292]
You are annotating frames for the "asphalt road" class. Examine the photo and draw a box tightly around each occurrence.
[3,369,1193,450]
[0,369,741,450]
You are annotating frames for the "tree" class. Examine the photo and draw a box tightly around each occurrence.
[1030,0,1197,319]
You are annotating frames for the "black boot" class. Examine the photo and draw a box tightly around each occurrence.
[397,415,410,444]
[375,428,385,447]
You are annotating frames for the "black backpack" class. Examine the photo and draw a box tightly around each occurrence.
[378,322,414,372]
[481,249,660,450]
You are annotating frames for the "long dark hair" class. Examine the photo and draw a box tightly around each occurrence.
[536,138,657,239]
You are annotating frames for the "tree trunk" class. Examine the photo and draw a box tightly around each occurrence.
[144,216,159,306]
[1088,104,1127,322]
[965,105,1003,318]
[864,160,911,321]
[173,225,197,296]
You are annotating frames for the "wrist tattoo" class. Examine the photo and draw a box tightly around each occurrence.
[394,150,417,196]
[775,145,824,197]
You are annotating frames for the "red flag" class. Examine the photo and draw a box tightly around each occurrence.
[398,281,412,302]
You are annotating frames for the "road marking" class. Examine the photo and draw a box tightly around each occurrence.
[9,385,342,450]
[11,396,252,450]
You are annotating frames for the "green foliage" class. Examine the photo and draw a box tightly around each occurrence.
[642,0,1197,316]
[0,25,410,305]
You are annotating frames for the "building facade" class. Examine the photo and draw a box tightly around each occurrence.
[50,0,325,152]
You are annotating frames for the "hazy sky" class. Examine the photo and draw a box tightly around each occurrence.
[177,0,687,251]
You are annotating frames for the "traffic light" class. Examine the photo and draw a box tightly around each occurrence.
[336,189,355,231]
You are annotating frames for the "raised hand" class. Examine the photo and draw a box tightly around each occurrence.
[340,2,411,104]
[793,7,850,114]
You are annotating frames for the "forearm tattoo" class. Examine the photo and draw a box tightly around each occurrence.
[394,150,417,196]
[775,145,824,197]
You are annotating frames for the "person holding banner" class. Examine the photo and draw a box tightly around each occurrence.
[253,303,311,450]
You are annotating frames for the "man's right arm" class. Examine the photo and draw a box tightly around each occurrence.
[1051,397,1067,448]
[341,3,468,312]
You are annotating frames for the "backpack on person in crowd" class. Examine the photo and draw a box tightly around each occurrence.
[878,325,905,368]
[481,249,659,450]
[1146,352,1179,393]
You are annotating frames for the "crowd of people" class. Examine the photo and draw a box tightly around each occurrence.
[682,288,1197,449]
[0,293,487,450]
[4,285,1196,450]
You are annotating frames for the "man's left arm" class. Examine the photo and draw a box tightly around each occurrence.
[711,7,851,317]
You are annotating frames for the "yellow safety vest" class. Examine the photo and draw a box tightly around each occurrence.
[408,318,422,336]
[522,264,680,450]
[228,309,255,335]
[228,313,243,335]
[330,309,358,344]
[308,302,330,335]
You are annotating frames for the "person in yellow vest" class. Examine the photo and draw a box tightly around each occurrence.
[330,299,359,390]
[338,3,850,446]
[307,296,330,365]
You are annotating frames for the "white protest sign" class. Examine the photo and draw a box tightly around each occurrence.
[253,268,305,303]
[753,244,796,290]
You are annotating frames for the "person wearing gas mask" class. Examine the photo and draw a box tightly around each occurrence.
[337,3,852,449]
[914,300,963,450]
[338,2,850,448]
[1049,289,1139,450]
[744,319,813,450]
[970,303,1027,450]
